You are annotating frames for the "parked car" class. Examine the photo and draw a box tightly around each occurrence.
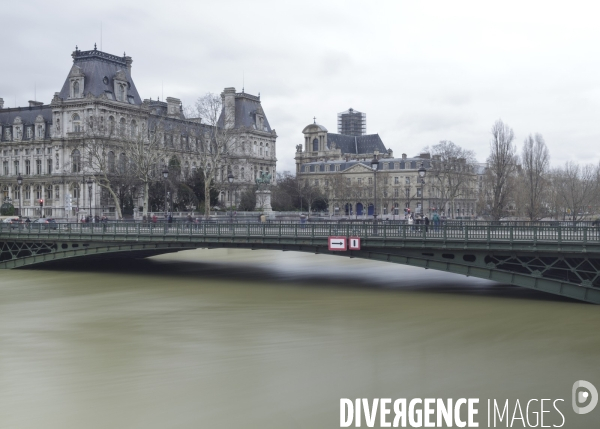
[31,218,58,230]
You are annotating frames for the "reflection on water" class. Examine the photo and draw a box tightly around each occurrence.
[1,249,598,428]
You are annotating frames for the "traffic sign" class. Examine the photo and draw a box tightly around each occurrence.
[349,237,361,250]
[328,236,347,251]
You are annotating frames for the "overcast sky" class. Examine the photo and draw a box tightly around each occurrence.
[2,0,599,173]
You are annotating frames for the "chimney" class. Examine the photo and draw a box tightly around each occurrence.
[0,98,3,109]
[166,97,181,116]
[29,100,43,107]
[402,153,407,159]
[221,87,236,129]
[125,56,133,73]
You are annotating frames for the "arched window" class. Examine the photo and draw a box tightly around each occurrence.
[72,113,81,133]
[71,149,81,173]
[312,138,318,152]
[24,185,31,200]
[73,81,80,98]
[35,185,42,199]
[108,116,115,134]
[118,153,126,174]
[45,185,52,199]
[108,151,115,173]
[240,167,245,179]
[119,118,126,136]
[130,120,137,138]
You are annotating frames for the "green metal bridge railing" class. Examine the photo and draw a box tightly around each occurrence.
[1,222,599,244]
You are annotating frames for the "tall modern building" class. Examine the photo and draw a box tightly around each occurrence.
[337,108,366,136]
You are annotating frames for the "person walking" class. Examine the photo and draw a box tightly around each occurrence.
[424,215,430,233]
[432,212,440,232]
[407,214,414,232]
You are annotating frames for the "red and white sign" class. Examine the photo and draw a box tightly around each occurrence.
[328,236,347,251]
[349,237,361,250]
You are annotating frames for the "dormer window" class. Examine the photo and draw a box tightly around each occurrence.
[73,81,80,98]
[118,84,125,101]
[26,127,32,139]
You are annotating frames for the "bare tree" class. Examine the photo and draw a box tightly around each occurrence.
[556,162,598,222]
[485,119,519,220]
[190,93,242,218]
[122,118,170,219]
[425,141,477,219]
[520,133,550,220]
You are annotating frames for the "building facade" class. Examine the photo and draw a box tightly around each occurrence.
[0,46,276,218]
[295,121,478,218]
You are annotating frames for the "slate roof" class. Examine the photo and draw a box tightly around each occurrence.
[327,133,386,154]
[0,105,53,127]
[300,156,432,172]
[217,92,273,132]
[58,48,143,105]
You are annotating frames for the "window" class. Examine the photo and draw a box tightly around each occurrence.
[357,178,363,185]
[400,162,405,169]
[368,177,373,185]
[13,160,19,174]
[35,185,42,199]
[37,125,44,138]
[108,151,115,173]
[73,81,80,98]
[72,113,81,132]
[54,186,60,199]
[36,159,42,175]
[47,158,52,174]
[24,186,31,200]
[36,148,41,155]
[47,147,52,154]
[411,161,416,169]
[312,138,318,152]
[118,153,126,174]
[72,150,81,173]
[2,161,8,175]
[394,188,399,197]
[45,185,52,199]
[73,185,80,199]
[25,149,30,155]
[394,177,399,184]
[394,163,399,169]
[330,165,335,172]
[25,160,30,175]
[26,127,32,139]
[405,177,410,185]
[108,116,115,134]
[118,84,125,101]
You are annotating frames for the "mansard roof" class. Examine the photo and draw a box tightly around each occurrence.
[58,47,143,104]
[0,105,53,127]
[217,92,273,132]
[327,133,386,155]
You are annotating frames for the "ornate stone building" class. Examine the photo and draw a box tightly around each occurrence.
[295,120,478,218]
[0,46,276,218]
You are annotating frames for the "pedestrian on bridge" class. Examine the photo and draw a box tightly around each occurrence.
[424,215,430,232]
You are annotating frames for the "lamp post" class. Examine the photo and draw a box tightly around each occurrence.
[371,154,379,235]
[227,172,234,224]
[16,174,23,217]
[162,168,169,217]
[418,161,426,223]
[87,178,93,220]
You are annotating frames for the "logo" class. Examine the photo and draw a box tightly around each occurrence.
[572,380,598,415]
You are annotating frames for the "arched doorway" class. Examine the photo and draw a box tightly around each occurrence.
[367,204,374,215]
[356,203,364,216]
[345,203,352,215]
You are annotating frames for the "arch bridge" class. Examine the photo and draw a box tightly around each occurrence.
[1,221,600,304]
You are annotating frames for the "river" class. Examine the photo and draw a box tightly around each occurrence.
[0,249,598,428]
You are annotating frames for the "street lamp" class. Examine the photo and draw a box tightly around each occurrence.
[371,154,379,235]
[16,174,23,217]
[162,168,169,217]
[87,178,93,219]
[227,172,234,224]
[418,161,426,221]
